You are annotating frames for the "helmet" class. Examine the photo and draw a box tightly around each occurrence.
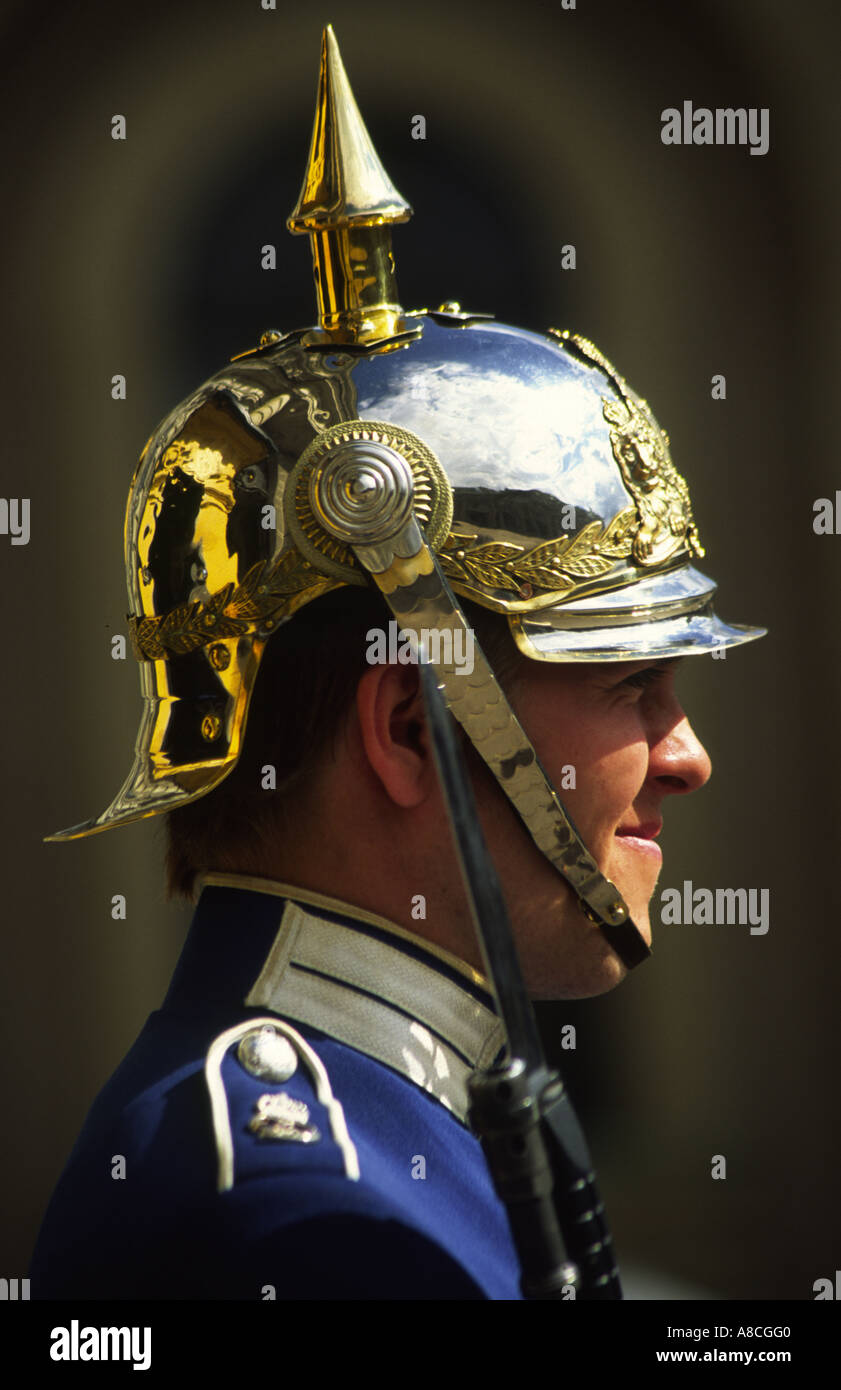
[47,27,764,970]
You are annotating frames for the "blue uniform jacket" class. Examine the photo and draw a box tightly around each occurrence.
[31,875,523,1299]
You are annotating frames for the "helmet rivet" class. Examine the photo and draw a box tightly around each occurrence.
[456,549,466,560]
[208,643,230,671]
[264,619,275,630]
[437,300,461,314]
[609,901,626,919]
[141,566,152,584]
[201,714,222,742]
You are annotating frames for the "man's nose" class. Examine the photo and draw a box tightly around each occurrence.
[649,712,712,794]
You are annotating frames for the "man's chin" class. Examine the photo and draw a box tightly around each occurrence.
[555,903,651,1000]
[515,864,655,1000]
[526,911,636,1001]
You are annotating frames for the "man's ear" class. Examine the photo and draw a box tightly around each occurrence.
[355,662,432,808]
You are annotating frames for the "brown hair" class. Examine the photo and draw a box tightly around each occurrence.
[165,585,524,898]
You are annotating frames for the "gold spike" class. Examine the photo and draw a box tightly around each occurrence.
[288,26,412,344]
[288,25,410,231]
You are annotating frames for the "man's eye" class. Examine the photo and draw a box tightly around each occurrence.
[622,666,665,690]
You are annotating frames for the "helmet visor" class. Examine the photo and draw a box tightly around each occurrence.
[510,564,766,662]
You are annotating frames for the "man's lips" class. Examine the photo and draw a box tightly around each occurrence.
[614,820,663,861]
[615,821,662,840]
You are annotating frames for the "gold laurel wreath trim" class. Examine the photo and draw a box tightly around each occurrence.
[439,505,638,595]
[128,550,330,661]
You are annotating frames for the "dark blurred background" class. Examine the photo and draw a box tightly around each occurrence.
[1,0,838,1299]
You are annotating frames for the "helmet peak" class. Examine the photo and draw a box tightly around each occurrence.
[287,26,412,344]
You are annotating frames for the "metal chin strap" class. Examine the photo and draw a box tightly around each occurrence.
[295,419,650,971]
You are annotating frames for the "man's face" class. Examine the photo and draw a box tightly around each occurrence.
[469,655,712,999]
